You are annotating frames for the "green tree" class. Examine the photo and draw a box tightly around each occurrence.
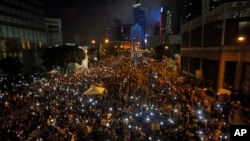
[152,44,180,60]
[41,45,85,73]
[0,56,23,77]
[152,44,168,60]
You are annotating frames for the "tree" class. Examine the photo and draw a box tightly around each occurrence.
[152,44,168,60]
[41,45,85,73]
[0,56,23,78]
[152,44,180,60]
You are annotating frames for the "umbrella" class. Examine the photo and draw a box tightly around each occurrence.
[82,85,106,95]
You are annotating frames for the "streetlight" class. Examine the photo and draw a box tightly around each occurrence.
[100,39,109,59]
[91,39,109,60]
[165,45,173,59]
[105,39,109,44]
[165,45,173,68]
[236,35,246,90]
[237,36,246,42]
[115,44,123,56]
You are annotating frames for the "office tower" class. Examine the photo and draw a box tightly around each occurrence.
[45,18,63,47]
[132,0,146,48]
[160,7,173,36]
[122,24,132,41]
[110,19,122,41]
[0,0,46,72]
[180,1,250,95]
[183,0,247,24]
[130,23,143,50]
[184,0,202,23]
[161,0,184,34]
[202,0,247,13]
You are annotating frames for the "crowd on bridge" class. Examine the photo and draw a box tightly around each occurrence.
[0,56,248,141]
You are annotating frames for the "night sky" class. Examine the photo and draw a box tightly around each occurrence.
[44,0,166,44]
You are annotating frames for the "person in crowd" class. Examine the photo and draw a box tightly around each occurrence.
[0,56,247,141]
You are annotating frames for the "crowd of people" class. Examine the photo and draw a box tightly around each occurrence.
[0,55,248,141]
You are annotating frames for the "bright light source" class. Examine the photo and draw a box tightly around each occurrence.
[238,36,245,42]
[105,39,109,43]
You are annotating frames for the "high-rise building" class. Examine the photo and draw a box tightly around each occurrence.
[184,0,202,23]
[184,0,248,23]
[160,7,172,36]
[180,1,250,95]
[161,0,184,34]
[122,24,132,41]
[45,18,63,47]
[159,1,183,62]
[130,23,143,50]
[185,0,249,20]
[132,0,146,48]
[0,0,47,72]
[202,0,247,14]
[110,19,122,41]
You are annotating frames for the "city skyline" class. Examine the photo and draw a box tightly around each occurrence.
[44,0,164,44]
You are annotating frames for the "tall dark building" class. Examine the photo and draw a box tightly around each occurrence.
[161,0,184,34]
[203,0,247,13]
[184,0,248,23]
[180,1,250,94]
[160,7,171,35]
[122,24,132,41]
[110,19,122,41]
[132,0,146,48]
[0,0,47,72]
[184,0,202,23]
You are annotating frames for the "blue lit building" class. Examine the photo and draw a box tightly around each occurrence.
[132,0,146,48]
[130,23,143,50]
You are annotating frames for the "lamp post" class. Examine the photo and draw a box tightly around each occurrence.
[165,45,173,59]
[101,39,109,59]
[115,44,123,57]
[236,35,246,90]
[91,39,109,60]
[165,45,173,68]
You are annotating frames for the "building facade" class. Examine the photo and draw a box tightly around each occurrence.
[202,0,247,14]
[184,0,247,23]
[180,1,250,95]
[45,17,62,47]
[0,0,47,72]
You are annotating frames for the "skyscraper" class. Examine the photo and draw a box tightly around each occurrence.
[180,1,250,94]
[110,19,122,41]
[132,0,146,48]
[160,7,172,36]
[0,0,47,72]
[161,0,184,34]
[185,0,248,22]
[184,0,202,23]
[202,0,247,14]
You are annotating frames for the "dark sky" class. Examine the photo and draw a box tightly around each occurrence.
[44,0,165,44]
